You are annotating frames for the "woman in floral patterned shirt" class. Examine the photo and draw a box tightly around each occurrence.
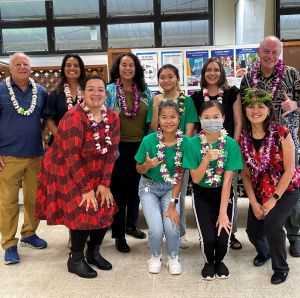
[239,88,300,285]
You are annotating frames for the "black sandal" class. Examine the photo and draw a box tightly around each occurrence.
[230,234,242,250]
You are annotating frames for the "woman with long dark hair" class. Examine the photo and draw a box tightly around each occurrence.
[105,52,152,252]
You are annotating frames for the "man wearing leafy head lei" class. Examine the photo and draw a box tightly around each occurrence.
[240,36,300,258]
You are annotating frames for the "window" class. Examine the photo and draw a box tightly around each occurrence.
[108,23,154,48]
[107,0,153,17]
[55,26,101,51]
[161,0,208,14]
[162,20,209,46]
[53,0,100,19]
[2,28,48,53]
[0,1,46,21]
[276,0,300,40]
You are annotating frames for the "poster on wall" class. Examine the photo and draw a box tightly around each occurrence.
[136,52,159,86]
[235,47,259,86]
[185,50,209,87]
[211,49,235,85]
[187,89,200,96]
[161,51,184,86]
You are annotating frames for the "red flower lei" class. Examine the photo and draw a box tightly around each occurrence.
[240,122,276,180]
[202,88,224,104]
[81,104,112,154]
[116,79,141,117]
[251,60,284,98]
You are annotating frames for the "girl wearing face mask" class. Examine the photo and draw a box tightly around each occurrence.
[191,57,243,250]
[183,101,243,281]
[147,64,199,249]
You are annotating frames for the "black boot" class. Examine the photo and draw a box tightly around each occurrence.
[86,243,112,270]
[67,250,97,278]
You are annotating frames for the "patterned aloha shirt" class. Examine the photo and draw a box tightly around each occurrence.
[240,65,300,154]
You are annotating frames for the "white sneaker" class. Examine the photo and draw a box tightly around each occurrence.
[180,236,190,249]
[167,255,182,275]
[147,255,162,274]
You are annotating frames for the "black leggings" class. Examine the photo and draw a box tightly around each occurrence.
[70,228,107,252]
[192,184,234,263]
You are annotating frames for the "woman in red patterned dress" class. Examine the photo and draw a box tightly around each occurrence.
[36,75,120,279]
[239,88,300,285]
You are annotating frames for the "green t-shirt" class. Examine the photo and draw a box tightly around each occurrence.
[146,95,199,134]
[135,132,189,182]
[182,135,243,188]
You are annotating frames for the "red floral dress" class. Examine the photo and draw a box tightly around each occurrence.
[36,106,120,230]
[239,123,300,204]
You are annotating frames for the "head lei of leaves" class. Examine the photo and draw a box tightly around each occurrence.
[243,88,272,105]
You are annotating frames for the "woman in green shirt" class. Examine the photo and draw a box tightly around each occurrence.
[135,100,187,275]
[183,100,243,280]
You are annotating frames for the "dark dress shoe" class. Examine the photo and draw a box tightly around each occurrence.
[86,244,112,270]
[115,237,130,253]
[67,251,97,279]
[126,226,146,239]
[289,240,300,257]
[253,254,270,267]
[271,271,288,285]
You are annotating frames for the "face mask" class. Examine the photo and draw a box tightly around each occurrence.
[200,119,223,133]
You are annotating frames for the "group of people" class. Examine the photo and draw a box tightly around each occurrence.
[0,35,299,285]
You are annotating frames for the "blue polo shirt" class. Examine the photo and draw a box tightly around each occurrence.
[0,78,48,158]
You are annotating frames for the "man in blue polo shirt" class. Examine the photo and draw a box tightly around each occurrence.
[0,52,48,264]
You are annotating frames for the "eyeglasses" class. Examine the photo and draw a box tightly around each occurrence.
[85,88,106,94]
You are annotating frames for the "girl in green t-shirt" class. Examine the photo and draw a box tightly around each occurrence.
[135,100,186,275]
[182,100,243,281]
[147,64,199,249]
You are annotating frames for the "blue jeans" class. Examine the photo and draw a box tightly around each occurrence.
[138,176,180,256]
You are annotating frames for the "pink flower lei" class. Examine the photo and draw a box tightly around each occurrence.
[251,60,285,98]
[156,128,183,184]
[199,128,227,186]
[81,103,112,154]
[240,122,276,180]
[116,79,141,117]
[203,88,224,104]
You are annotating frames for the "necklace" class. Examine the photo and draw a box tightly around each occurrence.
[199,128,227,186]
[6,76,37,116]
[177,91,185,115]
[240,123,276,179]
[116,79,140,117]
[156,128,183,184]
[82,104,112,154]
[203,88,224,104]
[251,60,284,98]
[64,83,83,109]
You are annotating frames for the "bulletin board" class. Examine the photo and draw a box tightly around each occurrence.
[283,41,300,72]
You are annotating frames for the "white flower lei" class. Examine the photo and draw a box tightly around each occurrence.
[203,88,224,104]
[199,128,227,186]
[157,128,183,184]
[6,76,37,116]
[64,83,83,110]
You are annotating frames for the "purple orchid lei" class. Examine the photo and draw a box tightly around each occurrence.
[64,83,83,110]
[240,122,276,179]
[116,78,141,117]
[156,127,183,184]
[82,103,112,154]
[251,59,284,98]
[199,128,227,187]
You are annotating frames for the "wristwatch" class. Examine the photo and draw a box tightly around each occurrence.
[170,197,179,204]
[272,193,280,201]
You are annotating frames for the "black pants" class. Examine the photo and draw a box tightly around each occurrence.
[246,189,300,273]
[70,228,107,252]
[111,141,141,238]
[192,184,233,263]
